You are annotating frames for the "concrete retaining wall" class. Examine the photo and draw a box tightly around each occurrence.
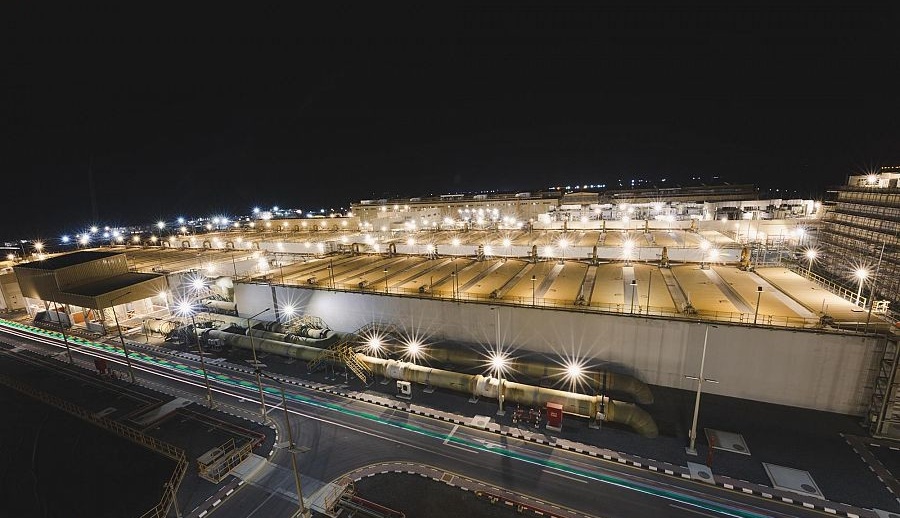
[235,282,878,415]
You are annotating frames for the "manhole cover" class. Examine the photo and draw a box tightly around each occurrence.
[800,483,816,493]
[697,471,711,479]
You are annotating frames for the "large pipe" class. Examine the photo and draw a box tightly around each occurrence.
[400,346,653,405]
[142,318,178,335]
[205,330,658,437]
[202,300,238,313]
[246,328,338,347]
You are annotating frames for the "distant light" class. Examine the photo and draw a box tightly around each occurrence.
[451,238,461,247]
[805,249,817,260]
[426,244,435,253]
[273,206,279,211]
[33,242,44,251]
[867,174,878,184]
[177,217,185,224]
[406,237,415,246]
[253,207,260,214]
[558,238,569,249]
[489,353,508,372]
[90,226,98,234]
[157,221,165,229]
[502,238,511,247]
[564,360,584,380]
[407,340,422,357]
[176,300,193,316]
[191,278,205,291]
[132,235,140,243]
[854,268,869,280]
[61,235,70,243]
[282,304,297,317]
[483,245,493,255]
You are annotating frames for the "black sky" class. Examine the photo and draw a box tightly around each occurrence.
[3,3,900,241]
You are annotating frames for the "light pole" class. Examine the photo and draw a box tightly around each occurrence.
[50,273,73,364]
[531,275,536,307]
[329,258,335,289]
[490,306,504,415]
[630,279,637,314]
[259,372,311,518]
[246,307,272,420]
[646,270,653,316]
[176,301,214,407]
[489,352,508,416]
[685,324,719,456]
[805,249,817,276]
[854,268,869,307]
[383,268,389,293]
[753,286,763,324]
[109,291,136,383]
[865,242,886,333]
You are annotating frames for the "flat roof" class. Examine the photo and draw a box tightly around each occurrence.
[61,272,162,297]
[16,250,121,271]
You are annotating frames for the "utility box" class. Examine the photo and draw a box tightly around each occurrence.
[546,402,563,431]
[397,380,411,400]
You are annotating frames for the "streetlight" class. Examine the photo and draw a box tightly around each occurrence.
[383,268,389,293]
[854,268,869,306]
[175,300,214,408]
[490,307,504,415]
[564,360,584,393]
[246,307,272,419]
[109,291,136,383]
[325,259,335,289]
[531,275,537,307]
[489,352,508,416]
[258,371,311,518]
[630,279,637,314]
[753,286,763,324]
[558,238,569,265]
[804,249,817,276]
[685,324,719,456]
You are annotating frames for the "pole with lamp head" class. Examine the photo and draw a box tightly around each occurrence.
[177,301,214,407]
[685,324,719,455]
[246,307,272,419]
[109,291,136,383]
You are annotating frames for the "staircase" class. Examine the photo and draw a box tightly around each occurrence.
[308,340,373,385]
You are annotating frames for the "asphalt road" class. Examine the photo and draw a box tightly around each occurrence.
[0,321,830,518]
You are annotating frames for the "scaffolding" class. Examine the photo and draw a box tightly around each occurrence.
[867,334,900,439]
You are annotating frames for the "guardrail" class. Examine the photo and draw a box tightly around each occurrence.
[240,275,831,331]
[0,374,188,518]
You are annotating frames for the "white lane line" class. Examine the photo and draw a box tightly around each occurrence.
[444,442,479,454]
[542,469,587,484]
[444,424,460,444]
[669,503,723,518]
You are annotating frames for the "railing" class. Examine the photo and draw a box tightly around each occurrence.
[0,374,188,518]
[241,276,832,330]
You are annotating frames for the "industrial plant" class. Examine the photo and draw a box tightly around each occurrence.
[2,179,897,443]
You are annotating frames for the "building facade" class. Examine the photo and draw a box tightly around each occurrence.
[819,167,900,312]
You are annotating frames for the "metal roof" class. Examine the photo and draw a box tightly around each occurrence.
[15,250,121,270]
[61,272,162,297]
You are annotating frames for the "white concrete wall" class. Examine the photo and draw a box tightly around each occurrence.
[234,282,878,415]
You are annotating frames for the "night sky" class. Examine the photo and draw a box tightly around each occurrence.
[3,4,899,241]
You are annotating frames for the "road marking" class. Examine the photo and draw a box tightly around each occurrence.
[669,503,722,518]
[444,441,479,454]
[444,424,459,444]
[542,469,587,484]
